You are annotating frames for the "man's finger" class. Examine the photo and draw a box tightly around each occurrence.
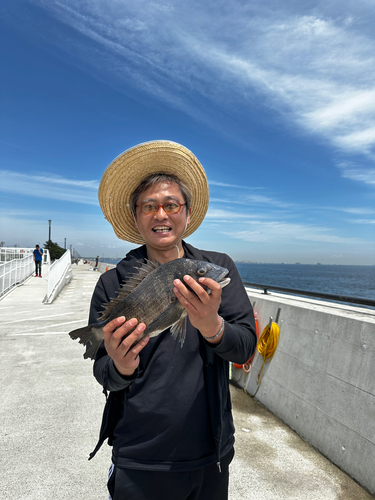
[129,334,150,357]
[103,316,137,345]
[120,323,146,351]
[174,277,202,300]
[184,275,209,300]
[198,277,222,296]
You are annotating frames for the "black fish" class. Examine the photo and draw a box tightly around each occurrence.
[69,258,230,359]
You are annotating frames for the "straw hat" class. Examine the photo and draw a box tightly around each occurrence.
[98,140,209,244]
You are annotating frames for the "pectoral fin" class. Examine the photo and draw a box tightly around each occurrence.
[144,302,187,346]
[170,310,188,347]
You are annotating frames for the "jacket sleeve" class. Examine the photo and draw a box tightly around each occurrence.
[206,254,257,364]
[89,272,139,392]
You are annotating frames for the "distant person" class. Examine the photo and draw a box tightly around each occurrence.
[95,255,99,268]
[86,140,257,500]
[33,244,43,277]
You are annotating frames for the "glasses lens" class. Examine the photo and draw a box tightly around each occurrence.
[164,203,181,214]
[141,203,158,214]
[140,202,183,214]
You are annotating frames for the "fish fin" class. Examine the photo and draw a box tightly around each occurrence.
[100,260,160,320]
[69,324,104,360]
[143,302,185,339]
[170,310,188,347]
[145,258,161,269]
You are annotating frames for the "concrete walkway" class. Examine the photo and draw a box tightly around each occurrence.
[0,264,373,499]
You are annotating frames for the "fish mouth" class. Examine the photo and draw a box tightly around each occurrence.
[219,277,231,288]
[217,269,231,289]
[152,225,172,233]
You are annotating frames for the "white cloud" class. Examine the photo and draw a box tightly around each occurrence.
[0,170,99,204]
[28,1,375,183]
[209,180,255,189]
[246,194,293,208]
[206,208,261,220]
[349,219,375,224]
[335,127,375,152]
[224,220,366,245]
[1,210,136,256]
[340,207,375,215]
[338,164,375,186]
[305,91,375,132]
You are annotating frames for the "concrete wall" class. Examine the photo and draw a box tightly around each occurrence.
[97,262,116,273]
[234,288,375,495]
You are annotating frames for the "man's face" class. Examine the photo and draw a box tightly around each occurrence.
[134,181,191,252]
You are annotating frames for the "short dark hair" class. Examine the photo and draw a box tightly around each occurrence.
[130,173,192,218]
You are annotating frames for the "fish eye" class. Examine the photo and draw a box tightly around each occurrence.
[197,268,207,276]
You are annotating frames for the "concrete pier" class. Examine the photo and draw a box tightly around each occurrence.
[0,264,373,499]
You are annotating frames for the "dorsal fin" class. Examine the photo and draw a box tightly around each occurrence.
[99,259,160,320]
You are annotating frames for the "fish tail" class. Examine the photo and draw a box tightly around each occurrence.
[83,333,102,360]
[69,324,103,360]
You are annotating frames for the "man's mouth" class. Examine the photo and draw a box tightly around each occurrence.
[152,226,172,233]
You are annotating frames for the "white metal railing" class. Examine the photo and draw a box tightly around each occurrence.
[43,250,72,304]
[0,247,50,265]
[0,253,34,298]
[43,249,51,265]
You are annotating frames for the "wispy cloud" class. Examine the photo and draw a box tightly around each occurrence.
[210,189,295,209]
[0,170,99,205]
[224,221,366,245]
[206,205,368,245]
[338,163,375,186]
[339,207,375,215]
[349,219,375,224]
[246,194,293,208]
[206,208,264,220]
[29,1,375,183]
[208,180,261,190]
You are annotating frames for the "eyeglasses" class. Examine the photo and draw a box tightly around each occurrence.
[137,201,186,215]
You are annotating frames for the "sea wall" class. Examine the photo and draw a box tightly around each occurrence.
[97,262,116,273]
[233,287,375,495]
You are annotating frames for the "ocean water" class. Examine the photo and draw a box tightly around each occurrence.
[235,263,375,301]
[100,258,375,302]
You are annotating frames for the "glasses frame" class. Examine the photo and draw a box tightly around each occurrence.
[137,201,187,216]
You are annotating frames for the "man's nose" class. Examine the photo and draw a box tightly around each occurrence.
[154,206,168,219]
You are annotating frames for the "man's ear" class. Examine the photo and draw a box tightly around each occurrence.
[187,207,191,226]
[132,214,138,229]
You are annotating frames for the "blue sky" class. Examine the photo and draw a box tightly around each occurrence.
[1,0,374,264]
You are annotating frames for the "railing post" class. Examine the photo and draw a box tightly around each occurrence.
[43,250,72,304]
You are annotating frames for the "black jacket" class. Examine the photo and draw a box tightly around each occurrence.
[88,242,256,468]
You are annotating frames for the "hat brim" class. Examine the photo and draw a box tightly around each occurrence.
[99,140,209,244]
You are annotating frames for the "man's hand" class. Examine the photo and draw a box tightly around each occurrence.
[173,276,224,344]
[103,316,149,376]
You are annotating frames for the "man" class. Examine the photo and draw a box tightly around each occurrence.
[88,140,256,499]
[33,244,43,277]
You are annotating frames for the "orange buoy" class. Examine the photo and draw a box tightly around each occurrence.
[233,318,259,370]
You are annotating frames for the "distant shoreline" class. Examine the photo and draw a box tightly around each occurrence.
[84,257,374,267]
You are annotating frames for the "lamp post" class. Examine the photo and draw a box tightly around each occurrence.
[48,220,52,242]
